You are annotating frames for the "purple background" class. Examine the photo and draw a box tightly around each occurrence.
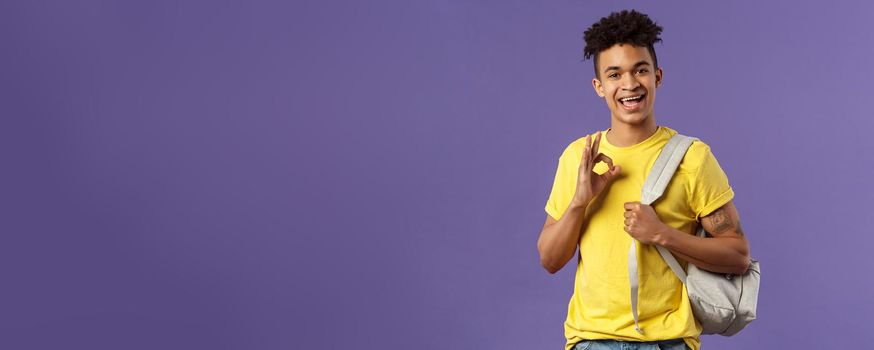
[2,1,872,349]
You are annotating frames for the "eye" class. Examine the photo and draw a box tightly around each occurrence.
[608,73,619,78]
[637,68,649,74]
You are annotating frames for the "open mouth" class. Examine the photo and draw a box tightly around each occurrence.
[618,93,646,110]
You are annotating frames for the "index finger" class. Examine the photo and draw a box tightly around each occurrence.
[593,153,613,168]
[624,201,641,211]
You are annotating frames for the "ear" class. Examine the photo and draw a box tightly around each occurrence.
[592,78,605,98]
[655,67,663,87]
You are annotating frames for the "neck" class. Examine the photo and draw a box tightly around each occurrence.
[606,116,658,147]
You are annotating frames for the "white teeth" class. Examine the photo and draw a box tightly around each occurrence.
[620,95,643,102]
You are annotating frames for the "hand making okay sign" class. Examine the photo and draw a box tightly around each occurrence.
[572,131,622,206]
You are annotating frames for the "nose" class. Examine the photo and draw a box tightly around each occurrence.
[621,72,641,91]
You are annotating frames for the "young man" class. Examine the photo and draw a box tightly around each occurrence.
[536,10,750,350]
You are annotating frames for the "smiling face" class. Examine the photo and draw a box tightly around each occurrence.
[591,44,662,127]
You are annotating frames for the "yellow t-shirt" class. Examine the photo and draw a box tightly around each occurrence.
[544,126,734,350]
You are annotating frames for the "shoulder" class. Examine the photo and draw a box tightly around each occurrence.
[686,139,714,164]
[674,132,717,174]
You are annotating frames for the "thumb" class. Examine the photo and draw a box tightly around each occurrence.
[603,165,621,182]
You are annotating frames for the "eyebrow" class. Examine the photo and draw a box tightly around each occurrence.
[604,60,651,73]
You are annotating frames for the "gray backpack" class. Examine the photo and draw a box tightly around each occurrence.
[628,134,760,336]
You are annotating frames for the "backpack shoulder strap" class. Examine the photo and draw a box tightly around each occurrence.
[640,134,699,205]
[644,133,699,282]
[628,133,698,334]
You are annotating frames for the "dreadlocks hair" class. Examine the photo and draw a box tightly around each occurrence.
[583,10,663,78]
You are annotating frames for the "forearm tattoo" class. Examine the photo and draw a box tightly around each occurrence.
[707,207,733,234]
[705,207,745,237]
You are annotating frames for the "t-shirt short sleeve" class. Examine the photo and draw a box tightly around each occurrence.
[689,143,734,220]
[545,143,579,221]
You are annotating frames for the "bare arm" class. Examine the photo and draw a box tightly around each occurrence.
[655,201,750,275]
[537,198,591,274]
[537,132,621,274]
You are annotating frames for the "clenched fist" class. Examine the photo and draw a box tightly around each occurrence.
[623,201,669,245]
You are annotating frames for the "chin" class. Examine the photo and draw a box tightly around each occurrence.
[612,110,651,125]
